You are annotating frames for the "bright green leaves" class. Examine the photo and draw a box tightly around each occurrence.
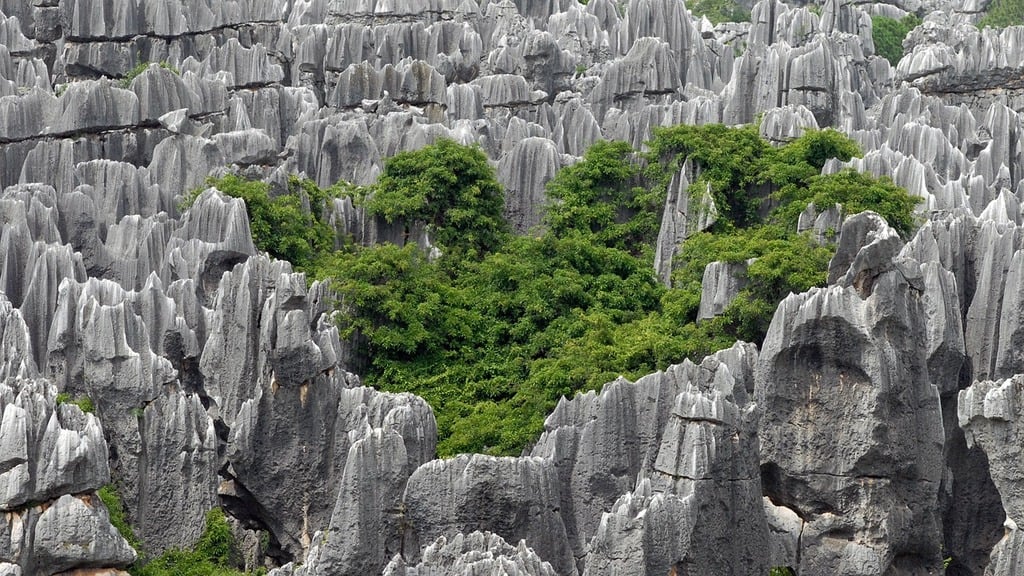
[978,0,1024,29]
[326,243,461,359]
[688,0,751,24]
[649,123,771,228]
[203,128,919,457]
[546,140,657,251]
[367,138,507,258]
[771,169,920,237]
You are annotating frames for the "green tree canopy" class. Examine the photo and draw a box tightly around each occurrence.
[366,138,508,258]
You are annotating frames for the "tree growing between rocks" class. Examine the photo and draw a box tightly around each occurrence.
[206,129,918,456]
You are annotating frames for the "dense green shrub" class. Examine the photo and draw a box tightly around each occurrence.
[188,175,336,274]
[978,0,1024,28]
[222,129,917,456]
[366,138,508,258]
[872,14,922,66]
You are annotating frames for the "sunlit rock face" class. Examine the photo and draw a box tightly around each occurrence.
[3,0,1024,573]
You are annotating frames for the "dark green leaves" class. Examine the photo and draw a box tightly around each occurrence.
[872,14,922,66]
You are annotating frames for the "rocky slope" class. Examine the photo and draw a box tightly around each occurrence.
[1,0,1024,574]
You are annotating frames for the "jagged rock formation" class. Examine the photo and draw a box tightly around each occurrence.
[756,213,948,575]
[383,531,559,576]
[0,377,135,574]
[3,0,1024,574]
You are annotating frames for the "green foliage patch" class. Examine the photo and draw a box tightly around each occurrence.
[872,14,922,66]
[98,484,142,553]
[120,61,180,89]
[56,392,95,414]
[978,0,1024,28]
[688,0,751,23]
[199,129,917,457]
[186,175,338,274]
[310,129,917,456]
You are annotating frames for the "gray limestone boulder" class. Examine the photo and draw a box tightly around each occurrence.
[0,295,35,380]
[61,0,143,40]
[130,63,199,123]
[0,378,134,574]
[757,269,945,574]
[187,38,286,89]
[959,376,1024,576]
[54,80,140,136]
[289,117,381,187]
[0,378,109,511]
[402,454,575,576]
[73,160,164,238]
[226,380,437,563]
[497,136,560,233]
[965,220,1020,382]
[827,211,904,292]
[0,88,58,143]
[28,493,137,574]
[584,364,767,575]
[529,343,761,572]
[384,531,559,576]
[654,168,717,285]
[696,259,750,321]
[135,387,219,552]
[590,37,680,121]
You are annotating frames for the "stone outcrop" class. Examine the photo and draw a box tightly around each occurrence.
[0,378,135,574]
[4,0,1024,572]
[402,454,575,575]
[757,214,947,575]
[959,376,1024,576]
[530,343,766,574]
[383,531,559,576]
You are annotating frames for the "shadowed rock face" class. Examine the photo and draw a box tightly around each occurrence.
[3,0,1024,573]
[959,376,1024,576]
[757,215,947,575]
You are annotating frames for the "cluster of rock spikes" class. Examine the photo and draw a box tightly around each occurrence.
[1,0,1024,574]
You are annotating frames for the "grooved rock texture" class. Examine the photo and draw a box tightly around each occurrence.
[3,0,1024,573]
[383,531,559,576]
[756,216,947,575]
[959,376,1024,576]
[0,378,134,574]
[402,454,575,576]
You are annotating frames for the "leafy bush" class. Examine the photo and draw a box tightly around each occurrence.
[872,14,922,66]
[978,0,1024,28]
[647,123,771,228]
[189,175,336,274]
[246,129,917,456]
[56,392,95,414]
[366,138,508,258]
[98,484,142,553]
[688,0,751,23]
[770,169,920,237]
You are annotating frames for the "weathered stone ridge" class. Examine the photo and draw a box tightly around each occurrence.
[2,0,1024,574]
